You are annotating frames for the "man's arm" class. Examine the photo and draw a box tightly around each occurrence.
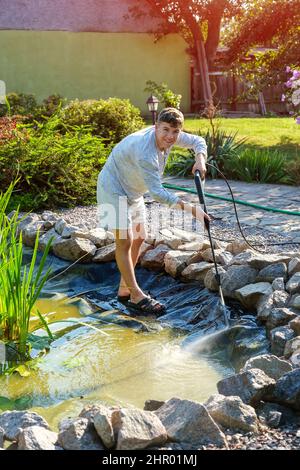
[176,131,207,179]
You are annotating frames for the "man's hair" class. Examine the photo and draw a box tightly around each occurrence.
[157,108,184,127]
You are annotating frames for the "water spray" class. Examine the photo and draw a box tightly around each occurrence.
[194,170,229,328]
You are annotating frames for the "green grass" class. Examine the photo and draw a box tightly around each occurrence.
[183,117,300,160]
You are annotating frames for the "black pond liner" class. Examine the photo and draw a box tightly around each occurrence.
[38,252,270,372]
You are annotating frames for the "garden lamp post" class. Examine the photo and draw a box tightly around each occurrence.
[146,94,159,125]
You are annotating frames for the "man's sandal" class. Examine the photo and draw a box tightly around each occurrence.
[127,297,166,316]
[117,295,130,305]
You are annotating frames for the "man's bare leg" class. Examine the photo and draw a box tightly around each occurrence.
[114,227,147,303]
[118,223,146,298]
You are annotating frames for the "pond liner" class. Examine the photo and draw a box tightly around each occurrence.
[38,254,269,370]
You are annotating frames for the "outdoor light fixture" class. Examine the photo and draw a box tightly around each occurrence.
[146,94,159,124]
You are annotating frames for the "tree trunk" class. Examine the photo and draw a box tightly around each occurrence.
[205,0,226,69]
[195,38,213,106]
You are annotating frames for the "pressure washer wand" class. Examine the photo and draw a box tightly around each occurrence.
[194,170,229,328]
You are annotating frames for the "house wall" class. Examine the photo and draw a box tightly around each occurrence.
[0,30,190,112]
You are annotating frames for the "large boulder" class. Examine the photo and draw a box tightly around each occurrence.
[93,406,117,449]
[266,369,300,410]
[288,258,300,277]
[0,411,49,441]
[217,369,275,406]
[58,417,103,450]
[221,265,258,298]
[70,228,114,247]
[235,282,273,309]
[241,354,293,380]
[164,250,196,277]
[18,426,60,450]
[257,291,290,324]
[265,308,297,336]
[155,397,227,448]
[204,266,226,292]
[92,243,116,262]
[256,263,287,283]
[270,326,295,357]
[52,237,97,262]
[283,336,300,358]
[286,272,300,294]
[205,394,259,433]
[140,244,170,271]
[181,262,212,282]
[113,408,167,450]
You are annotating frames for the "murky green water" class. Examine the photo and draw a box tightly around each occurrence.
[0,298,233,430]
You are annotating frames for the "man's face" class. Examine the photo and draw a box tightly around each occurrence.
[155,121,181,151]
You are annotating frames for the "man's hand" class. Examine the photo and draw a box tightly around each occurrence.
[192,153,207,180]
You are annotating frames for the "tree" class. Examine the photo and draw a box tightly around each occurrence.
[224,0,300,93]
[128,1,244,107]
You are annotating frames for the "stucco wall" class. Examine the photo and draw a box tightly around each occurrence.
[0,31,190,112]
[0,0,162,32]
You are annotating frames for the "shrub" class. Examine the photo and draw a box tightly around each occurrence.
[286,158,300,185]
[0,92,38,118]
[144,80,182,109]
[0,115,111,211]
[224,148,291,184]
[58,97,144,144]
[166,128,246,178]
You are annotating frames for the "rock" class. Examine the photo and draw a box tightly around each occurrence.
[289,317,300,335]
[140,244,170,271]
[94,407,116,449]
[267,369,300,410]
[22,221,46,247]
[0,411,49,441]
[92,243,116,262]
[289,295,300,310]
[217,369,275,406]
[137,242,152,262]
[290,350,300,367]
[241,354,293,380]
[70,228,114,247]
[52,237,97,262]
[113,408,167,450]
[288,258,300,277]
[61,225,84,239]
[272,278,285,291]
[144,400,165,412]
[177,241,205,252]
[256,402,298,427]
[164,250,196,277]
[229,251,291,270]
[0,427,3,448]
[225,241,249,255]
[286,272,300,294]
[15,213,40,235]
[257,263,287,283]
[38,227,61,252]
[270,326,295,357]
[155,228,202,250]
[201,248,226,264]
[221,265,258,299]
[283,336,300,358]
[181,262,212,282]
[41,210,59,223]
[205,394,259,433]
[204,266,226,292]
[58,418,103,450]
[235,283,273,309]
[266,308,297,335]
[257,291,290,323]
[155,397,227,448]
[18,426,59,450]
[54,218,67,235]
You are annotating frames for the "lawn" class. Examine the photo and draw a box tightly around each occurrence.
[183,117,300,160]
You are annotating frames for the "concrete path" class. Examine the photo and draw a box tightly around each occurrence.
[162,177,300,244]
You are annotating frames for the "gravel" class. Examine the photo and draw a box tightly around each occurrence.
[52,201,300,255]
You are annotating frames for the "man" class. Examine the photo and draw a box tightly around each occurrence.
[97,107,209,315]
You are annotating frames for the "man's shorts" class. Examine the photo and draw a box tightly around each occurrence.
[97,184,146,231]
